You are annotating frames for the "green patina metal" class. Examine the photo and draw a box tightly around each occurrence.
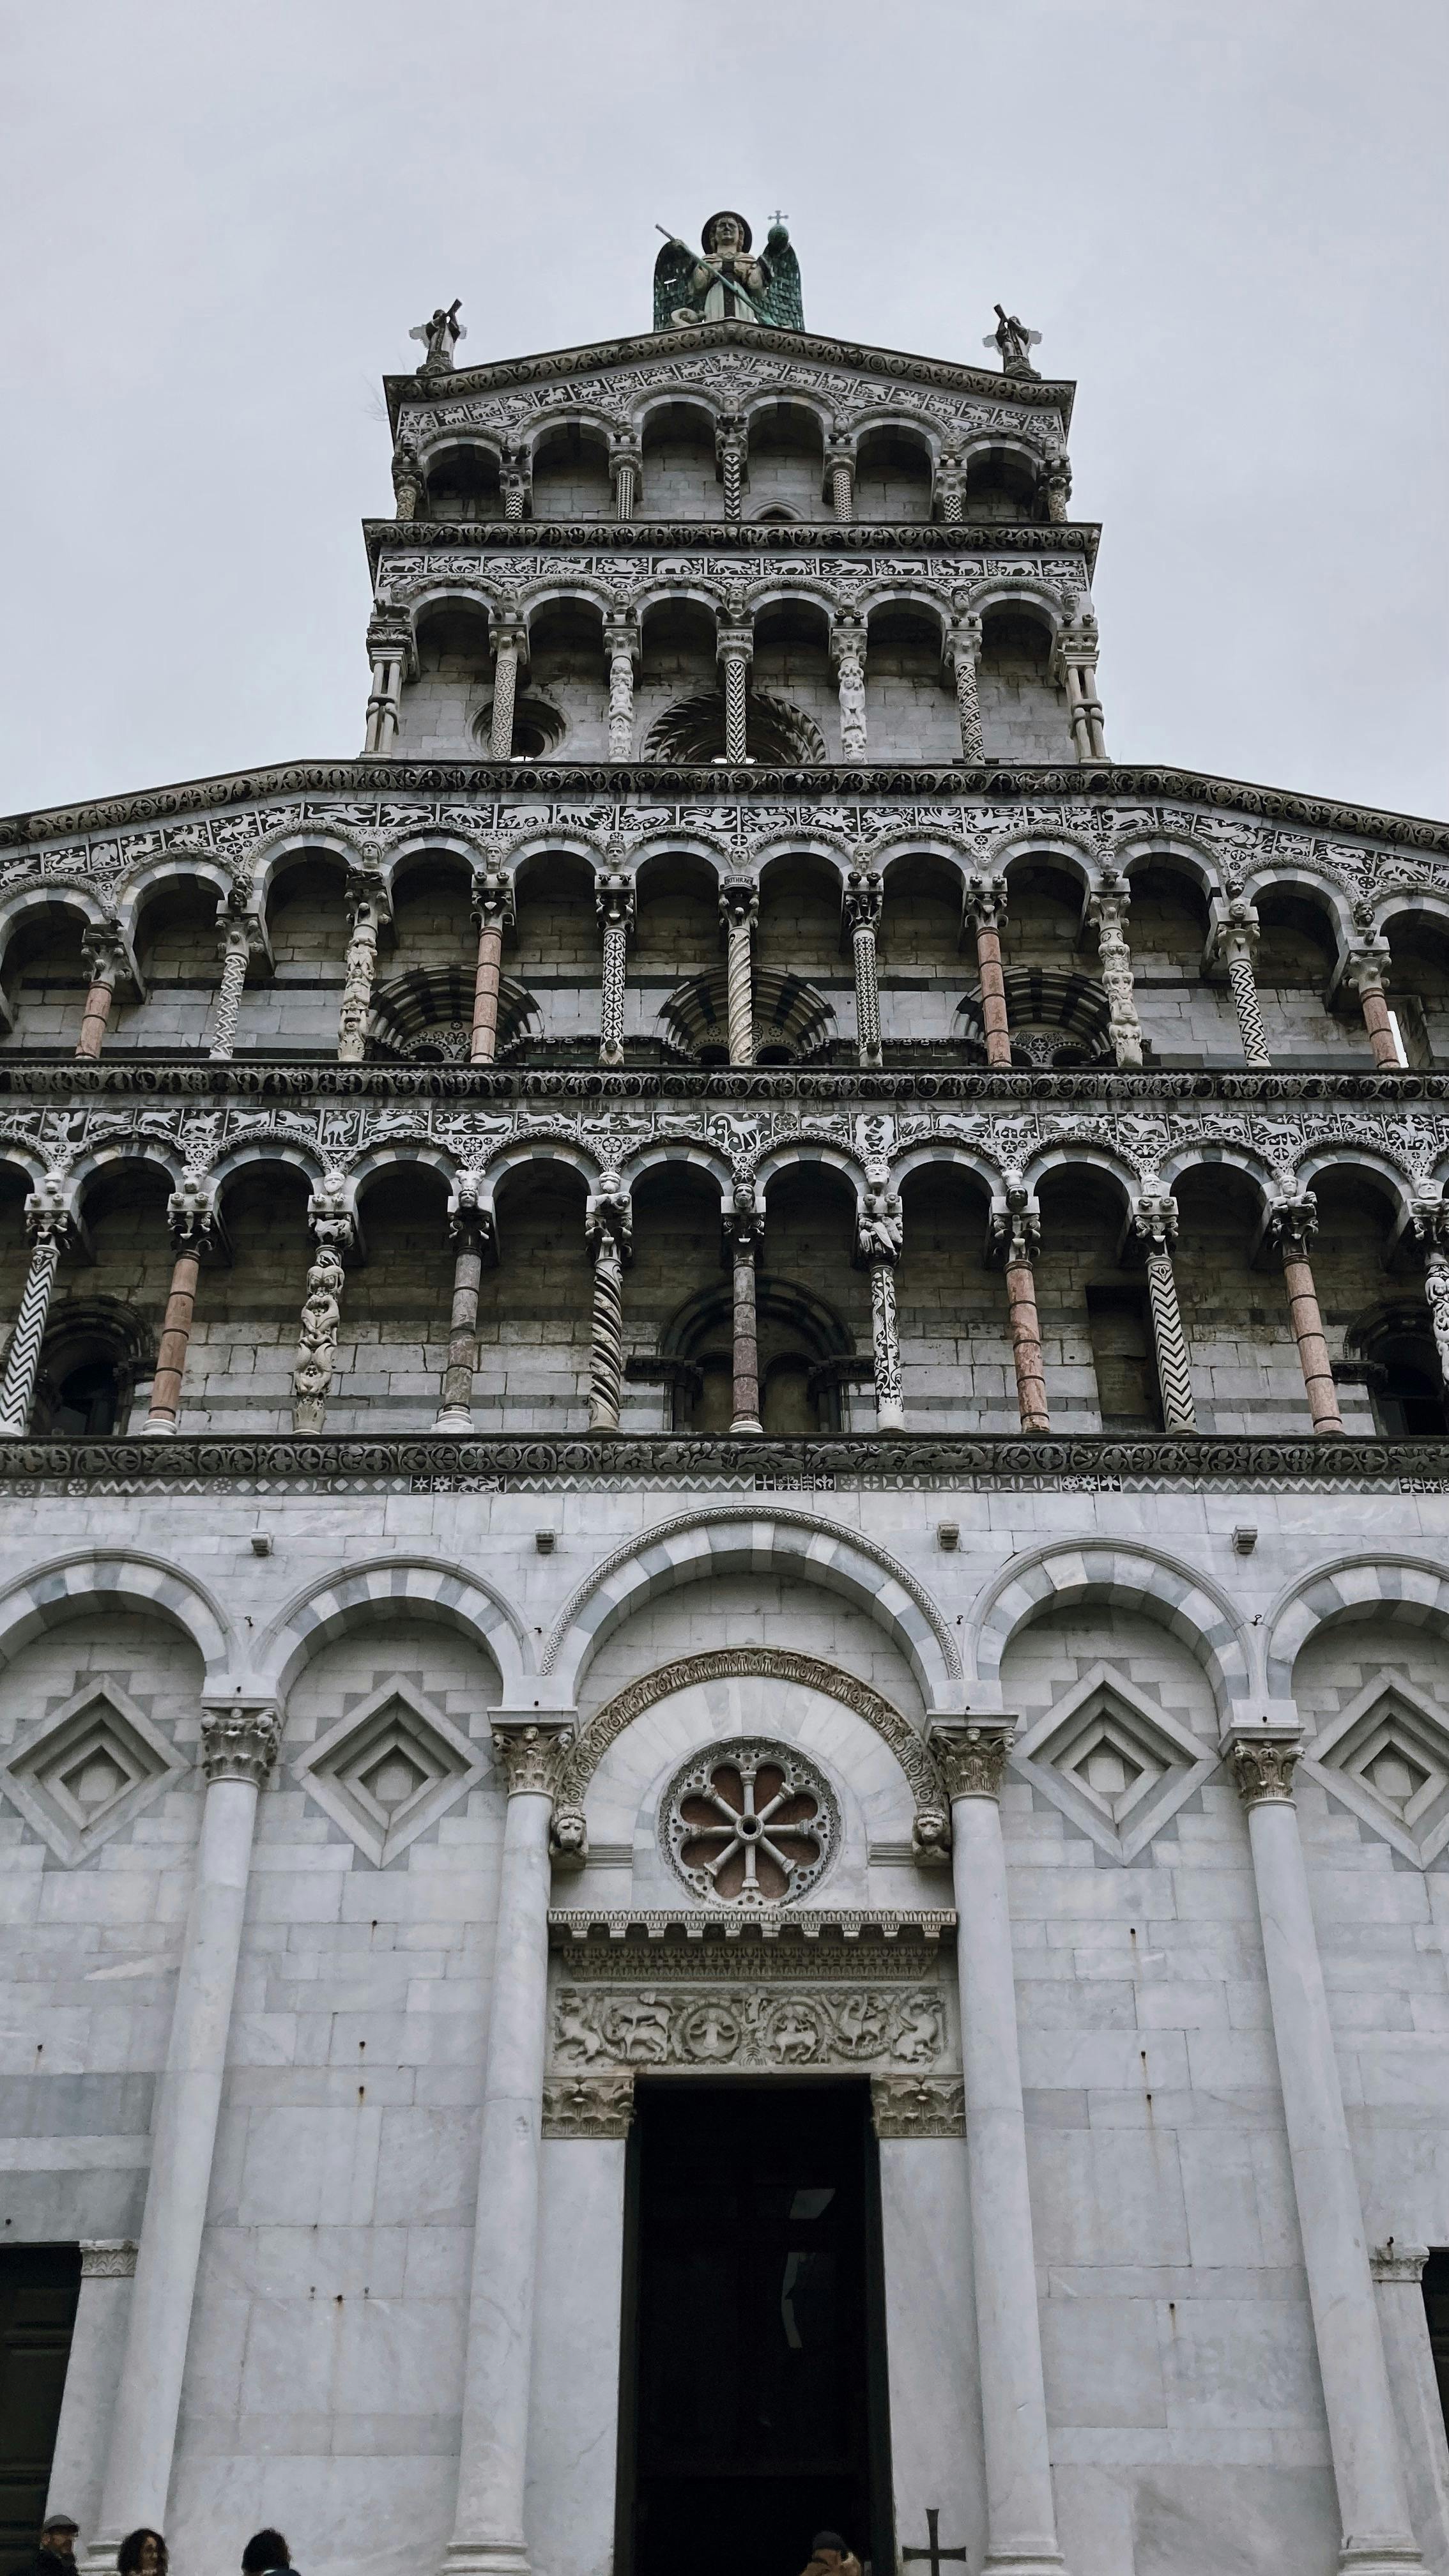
[652,209,804,332]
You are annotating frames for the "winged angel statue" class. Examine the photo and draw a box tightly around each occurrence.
[653,211,804,332]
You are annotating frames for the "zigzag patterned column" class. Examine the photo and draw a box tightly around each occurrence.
[1133,1194,1197,1433]
[718,629,752,763]
[207,902,260,1062]
[0,1195,70,1436]
[1215,898,1272,1068]
[948,618,985,762]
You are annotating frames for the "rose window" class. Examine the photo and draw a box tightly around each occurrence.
[662,1738,837,1908]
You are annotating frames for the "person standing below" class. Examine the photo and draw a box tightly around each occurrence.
[241,2534,296,2576]
[118,2533,167,2576]
[800,2531,862,2576]
[33,2514,79,2576]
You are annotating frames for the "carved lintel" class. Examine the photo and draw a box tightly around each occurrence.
[870,2074,965,2140]
[79,2238,139,2278]
[200,1701,282,1786]
[928,1716,1015,1802]
[542,2073,636,2138]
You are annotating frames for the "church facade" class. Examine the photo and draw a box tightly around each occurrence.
[3,216,1449,2576]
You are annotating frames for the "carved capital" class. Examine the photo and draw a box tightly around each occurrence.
[343,862,391,936]
[1268,1194,1318,1263]
[79,2238,138,2278]
[165,1184,215,1258]
[844,866,883,934]
[585,1184,632,1263]
[724,1182,763,1260]
[989,1187,1040,1269]
[716,625,754,668]
[80,924,127,990]
[1345,936,1392,997]
[365,610,411,664]
[928,1716,1016,1802]
[830,616,867,672]
[1371,2241,1430,2286]
[856,1183,903,1268]
[595,868,635,931]
[1131,1192,1179,1255]
[491,1715,574,1798]
[201,1700,282,1786]
[719,879,759,935]
[962,871,1007,934]
[491,615,528,664]
[471,866,515,933]
[24,1186,72,1257]
[542,2073,636,2138]
[870,2074,965,2139]
[947,615,984,670]
[602,613,640,663]
[1223,1727,1302,1809]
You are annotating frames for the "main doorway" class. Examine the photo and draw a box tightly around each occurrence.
[0,2245,80,2576]
[620,2082,894,2576]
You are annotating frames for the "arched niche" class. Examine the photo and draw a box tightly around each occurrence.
[752,599,834,755]
[977,604,1071,761]
[424,441,502,523]
[964,446,1041,524]
[399,601,494,756]
[525,597,608,761]
[896,1160,1005,1430]
[641,401,718,519]
[747,401,826,522]
[854,425,933,522]
[530,422,613,521]
[862,604,957,761]
[476,1157,592,1430]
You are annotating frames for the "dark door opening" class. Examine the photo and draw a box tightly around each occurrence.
[0,2246,81,2576]
[619,2081,893,2576]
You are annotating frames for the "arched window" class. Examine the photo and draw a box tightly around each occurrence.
[1368,1326,1448,1436]
[32,1304,154,1438]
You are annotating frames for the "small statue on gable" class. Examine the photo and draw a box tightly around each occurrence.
[410,299,466,374]
[982,302,1042,379]
[653,211,804,332]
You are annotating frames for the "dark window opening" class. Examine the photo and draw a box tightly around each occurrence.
[1369,1331,1448,1438]
[52,1361,122,1437]
[1423,2250,1449,2438]
[1087,1286,1162,1434]
[0,2245,81,2576]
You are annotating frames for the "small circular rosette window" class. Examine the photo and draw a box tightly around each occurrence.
[663,1738,838,1907]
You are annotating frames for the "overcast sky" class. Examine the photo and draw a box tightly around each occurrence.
[3,0,1445,825]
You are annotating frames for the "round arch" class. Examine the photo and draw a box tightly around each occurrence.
[0,1549,234,1685]
[256,1553,532,1702]
[540,1505,963,1712]
[1263,1553,1449,1703]
[970,1539,1255,1714]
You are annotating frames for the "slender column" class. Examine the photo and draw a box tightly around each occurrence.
[47,2239,138,2538]
[1057,617,1107,762]
[75,926,125,1060]
[717,628,753,763]
[716,416,747,522]
[0,1196,70,1436]
[604,617,638,762]
[470,866,514,1065]
[391,437,423,523]
[992,1192,1049,1433]
[1043,456,1072,525]
[610,442,641,524]
[928,1719,1067,2576]
[1087,871,1143,1068]
[947,618,985,763]
[1411,1204,1449,1395]
[1347,937,1402,1069]
[490,620,527,760]
[1213,897,1272,1068]
[1226,1731,1423,2576]
[445,1717,573,2576]
[1131,1193,1197,1433]
[146,1192,213,1436]
[832,620,868,760]
[336,866,388,1062]
[724,1188,763,1434]
[434,1199,493,1432]
[935,454,965,525]
[363,613,409,756]
[585,1184,631,1433]
[206,901,261,1062]
[859,1183,904,1431]
[719,880,758,1066]
[291,1197,353,1433]
[965,877,1012,1068]
[845,868,884,1070]
[825,447,855,523]
[1370,2243,1449,2570]
[595,869,634,1068]
[1269,1195,1344,1435]
[88,1706,280,2560]
[502,445,530,523]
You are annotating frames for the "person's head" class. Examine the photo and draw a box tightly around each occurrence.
[118,2529,167,2576]
[42,2521,78,2563]
[812,2534,846,2568]
[241,2534,290,2575]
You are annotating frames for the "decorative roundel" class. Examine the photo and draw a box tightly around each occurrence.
[661,1738,838,1909]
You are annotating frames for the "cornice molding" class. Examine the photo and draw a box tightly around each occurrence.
[364,516,1099,564]
[0,1061,1443,1109]
[3,1431,1449,1487]
[3,757,1445,855]
[382,318,1075,422]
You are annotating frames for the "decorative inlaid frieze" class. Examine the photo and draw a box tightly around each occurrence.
[552,1981,947,2073]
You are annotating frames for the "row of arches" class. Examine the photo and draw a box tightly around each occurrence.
[394,398,1068,529]
[2,1137,1445,1441]
[5,835,1448,1070]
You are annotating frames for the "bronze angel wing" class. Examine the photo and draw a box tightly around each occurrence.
[652,238,696,331]
[760,226,804,331]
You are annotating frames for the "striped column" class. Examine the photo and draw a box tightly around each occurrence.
[1268,1195,1344,1434]
[0,1193,71,1436]
[1131,1193,1197,1432]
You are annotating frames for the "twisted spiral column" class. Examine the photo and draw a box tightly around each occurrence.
[0,1203,69,1436]
[206,905,261,1061]
[1132,1196,1197,1434]
[585,1191,631,1434]
[1269,1195,1344,1434]
[719,882,758,1066]
[948,619,985,762]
